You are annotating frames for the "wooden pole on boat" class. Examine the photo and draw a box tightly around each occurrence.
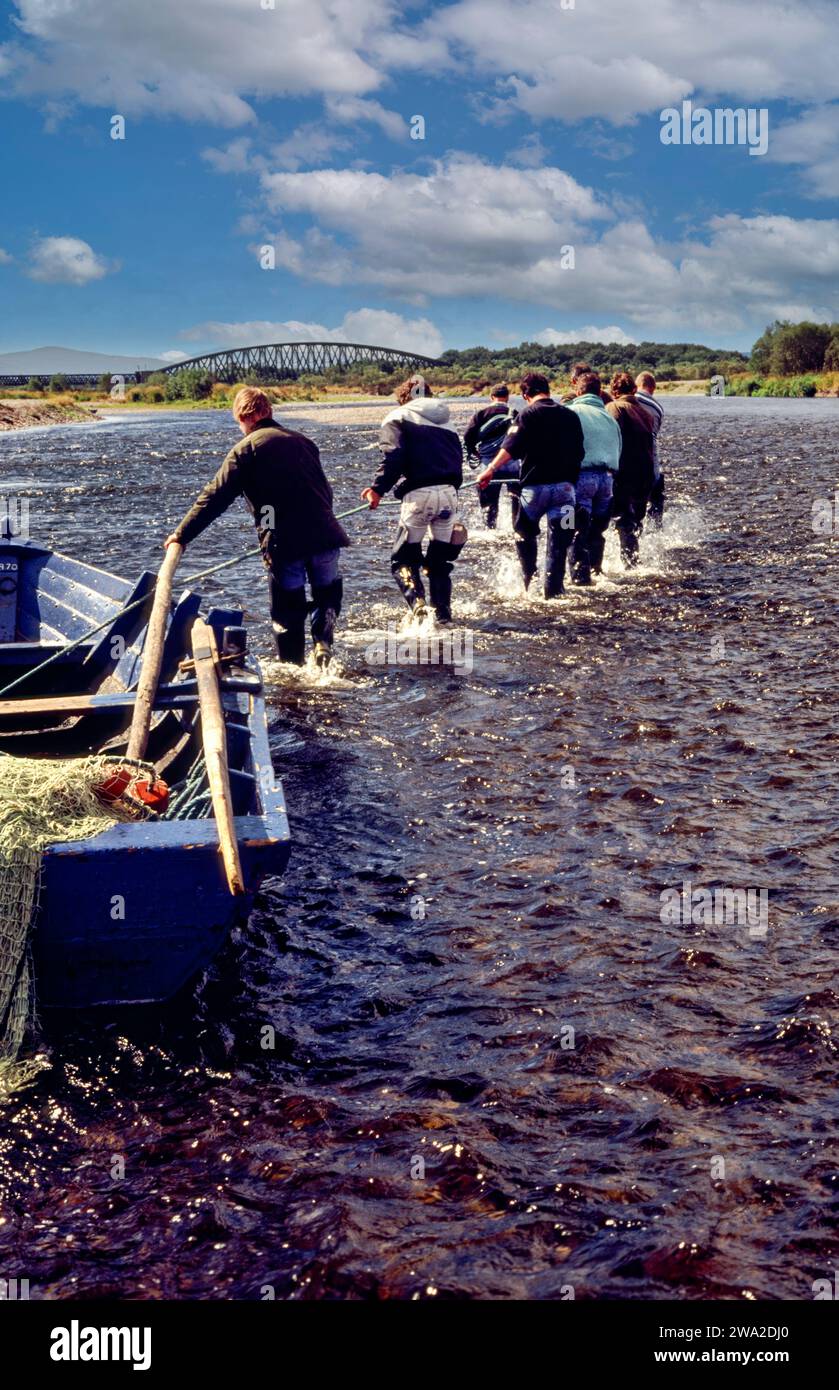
[126,542,183,762]
[190,617,245,896]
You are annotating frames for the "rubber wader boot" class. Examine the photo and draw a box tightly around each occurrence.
[544,517,570,598]
[480,485,500,530]
[588,529,606,575]
[618,521,639,567]
[391,539,427,617]
[571,510,593,586]
[425,523,468,623]
[271,585,308,665]
[648,475,664,530]
[310,577,343,668]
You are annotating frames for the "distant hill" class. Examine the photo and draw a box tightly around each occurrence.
[0,345,168,375]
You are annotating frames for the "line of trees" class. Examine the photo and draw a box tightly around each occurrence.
[750,321,839,375]
[434,339,748,383]
[24,325,839,404]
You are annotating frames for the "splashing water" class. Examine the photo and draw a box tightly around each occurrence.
[0,397,836,1300]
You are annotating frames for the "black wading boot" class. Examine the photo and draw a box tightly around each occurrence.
[588,529,606,576]
[481,487,500,530]
[544,518,570,598]
[425,525,468,624]
[391,539,428,618]
[427,569,452,622]
[617,522,639,568]
[511,495,538,591]
[270,585,308,665]
[310,577,343,669]
[648,475,664,531]
[571,510,593,586]
[514,537,538,591]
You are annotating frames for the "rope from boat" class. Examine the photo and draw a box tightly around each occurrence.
[0,500,402,698]
[166,754,212,821]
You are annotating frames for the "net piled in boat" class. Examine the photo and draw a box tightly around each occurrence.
[0,754,147,1094]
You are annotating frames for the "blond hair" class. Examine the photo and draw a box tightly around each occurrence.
[232,387,273,422]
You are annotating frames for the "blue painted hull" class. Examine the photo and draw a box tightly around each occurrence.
[36,812,289,1008]
[0,540,291,1008]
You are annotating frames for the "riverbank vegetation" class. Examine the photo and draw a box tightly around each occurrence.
[5,324,839,409]
[750,319,839,376]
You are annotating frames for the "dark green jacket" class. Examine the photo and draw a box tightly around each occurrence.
[173,418,349,565]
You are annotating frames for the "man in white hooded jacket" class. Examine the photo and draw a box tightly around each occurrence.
[362,379,467,623]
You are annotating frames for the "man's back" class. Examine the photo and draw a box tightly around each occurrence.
[606,396,656,486]
[568,394,621,469]
[176,419,349,562]
[374,398,463,498]
[464,401,516,461]
[502,397,585,486]
[635,389,664,471]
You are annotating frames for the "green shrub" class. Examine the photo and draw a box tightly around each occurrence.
[746,375,819,398]
[163,368,214,401]
[48,374,69,393]
[725,376,762,396]
[25,377,44,394]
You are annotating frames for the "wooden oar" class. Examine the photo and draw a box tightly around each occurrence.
[0,675,262,720]
[126,542,183,761]
[191,617,245,896]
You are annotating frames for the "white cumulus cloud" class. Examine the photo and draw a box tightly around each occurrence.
[27,236,114,285]
[9,0,837,133]
[247,154,839,335]
[415,0,839,124]
[769,104,839,198]
[535,326,636,347]
[258,154,608,299]
[5,0,393,123]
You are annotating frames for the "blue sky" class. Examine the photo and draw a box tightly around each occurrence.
[1,0,838,361]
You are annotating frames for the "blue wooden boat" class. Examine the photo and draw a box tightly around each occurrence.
[0,538,290,1009]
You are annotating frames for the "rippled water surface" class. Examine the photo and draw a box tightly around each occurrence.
[0,398,836,1300]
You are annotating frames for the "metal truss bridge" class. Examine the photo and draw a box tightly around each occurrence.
[0,341,440,388]
[155,341,440,382]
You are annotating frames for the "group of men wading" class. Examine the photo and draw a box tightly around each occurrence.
[164,367,665,667]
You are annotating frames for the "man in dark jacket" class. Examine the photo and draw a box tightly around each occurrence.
[606,372,656,567]
[463,383,518,530]
[477,372,584,597]
[361,378,466,624]
[165,387,349,668]
[635,370,665,528]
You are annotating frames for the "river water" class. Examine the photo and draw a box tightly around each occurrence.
[0,397,836,1301]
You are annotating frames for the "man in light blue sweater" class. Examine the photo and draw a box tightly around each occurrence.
[568,371,622,584]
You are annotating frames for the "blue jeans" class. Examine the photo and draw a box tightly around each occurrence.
[269,548,343,663]
[571,468,613,580]
[272,548,341,590]
[513,482,576,597]
[575,468,613,522]
[519,481,576,526]
[477,455,519,526]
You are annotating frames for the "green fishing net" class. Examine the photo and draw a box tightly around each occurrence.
[0,754,146,1095]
